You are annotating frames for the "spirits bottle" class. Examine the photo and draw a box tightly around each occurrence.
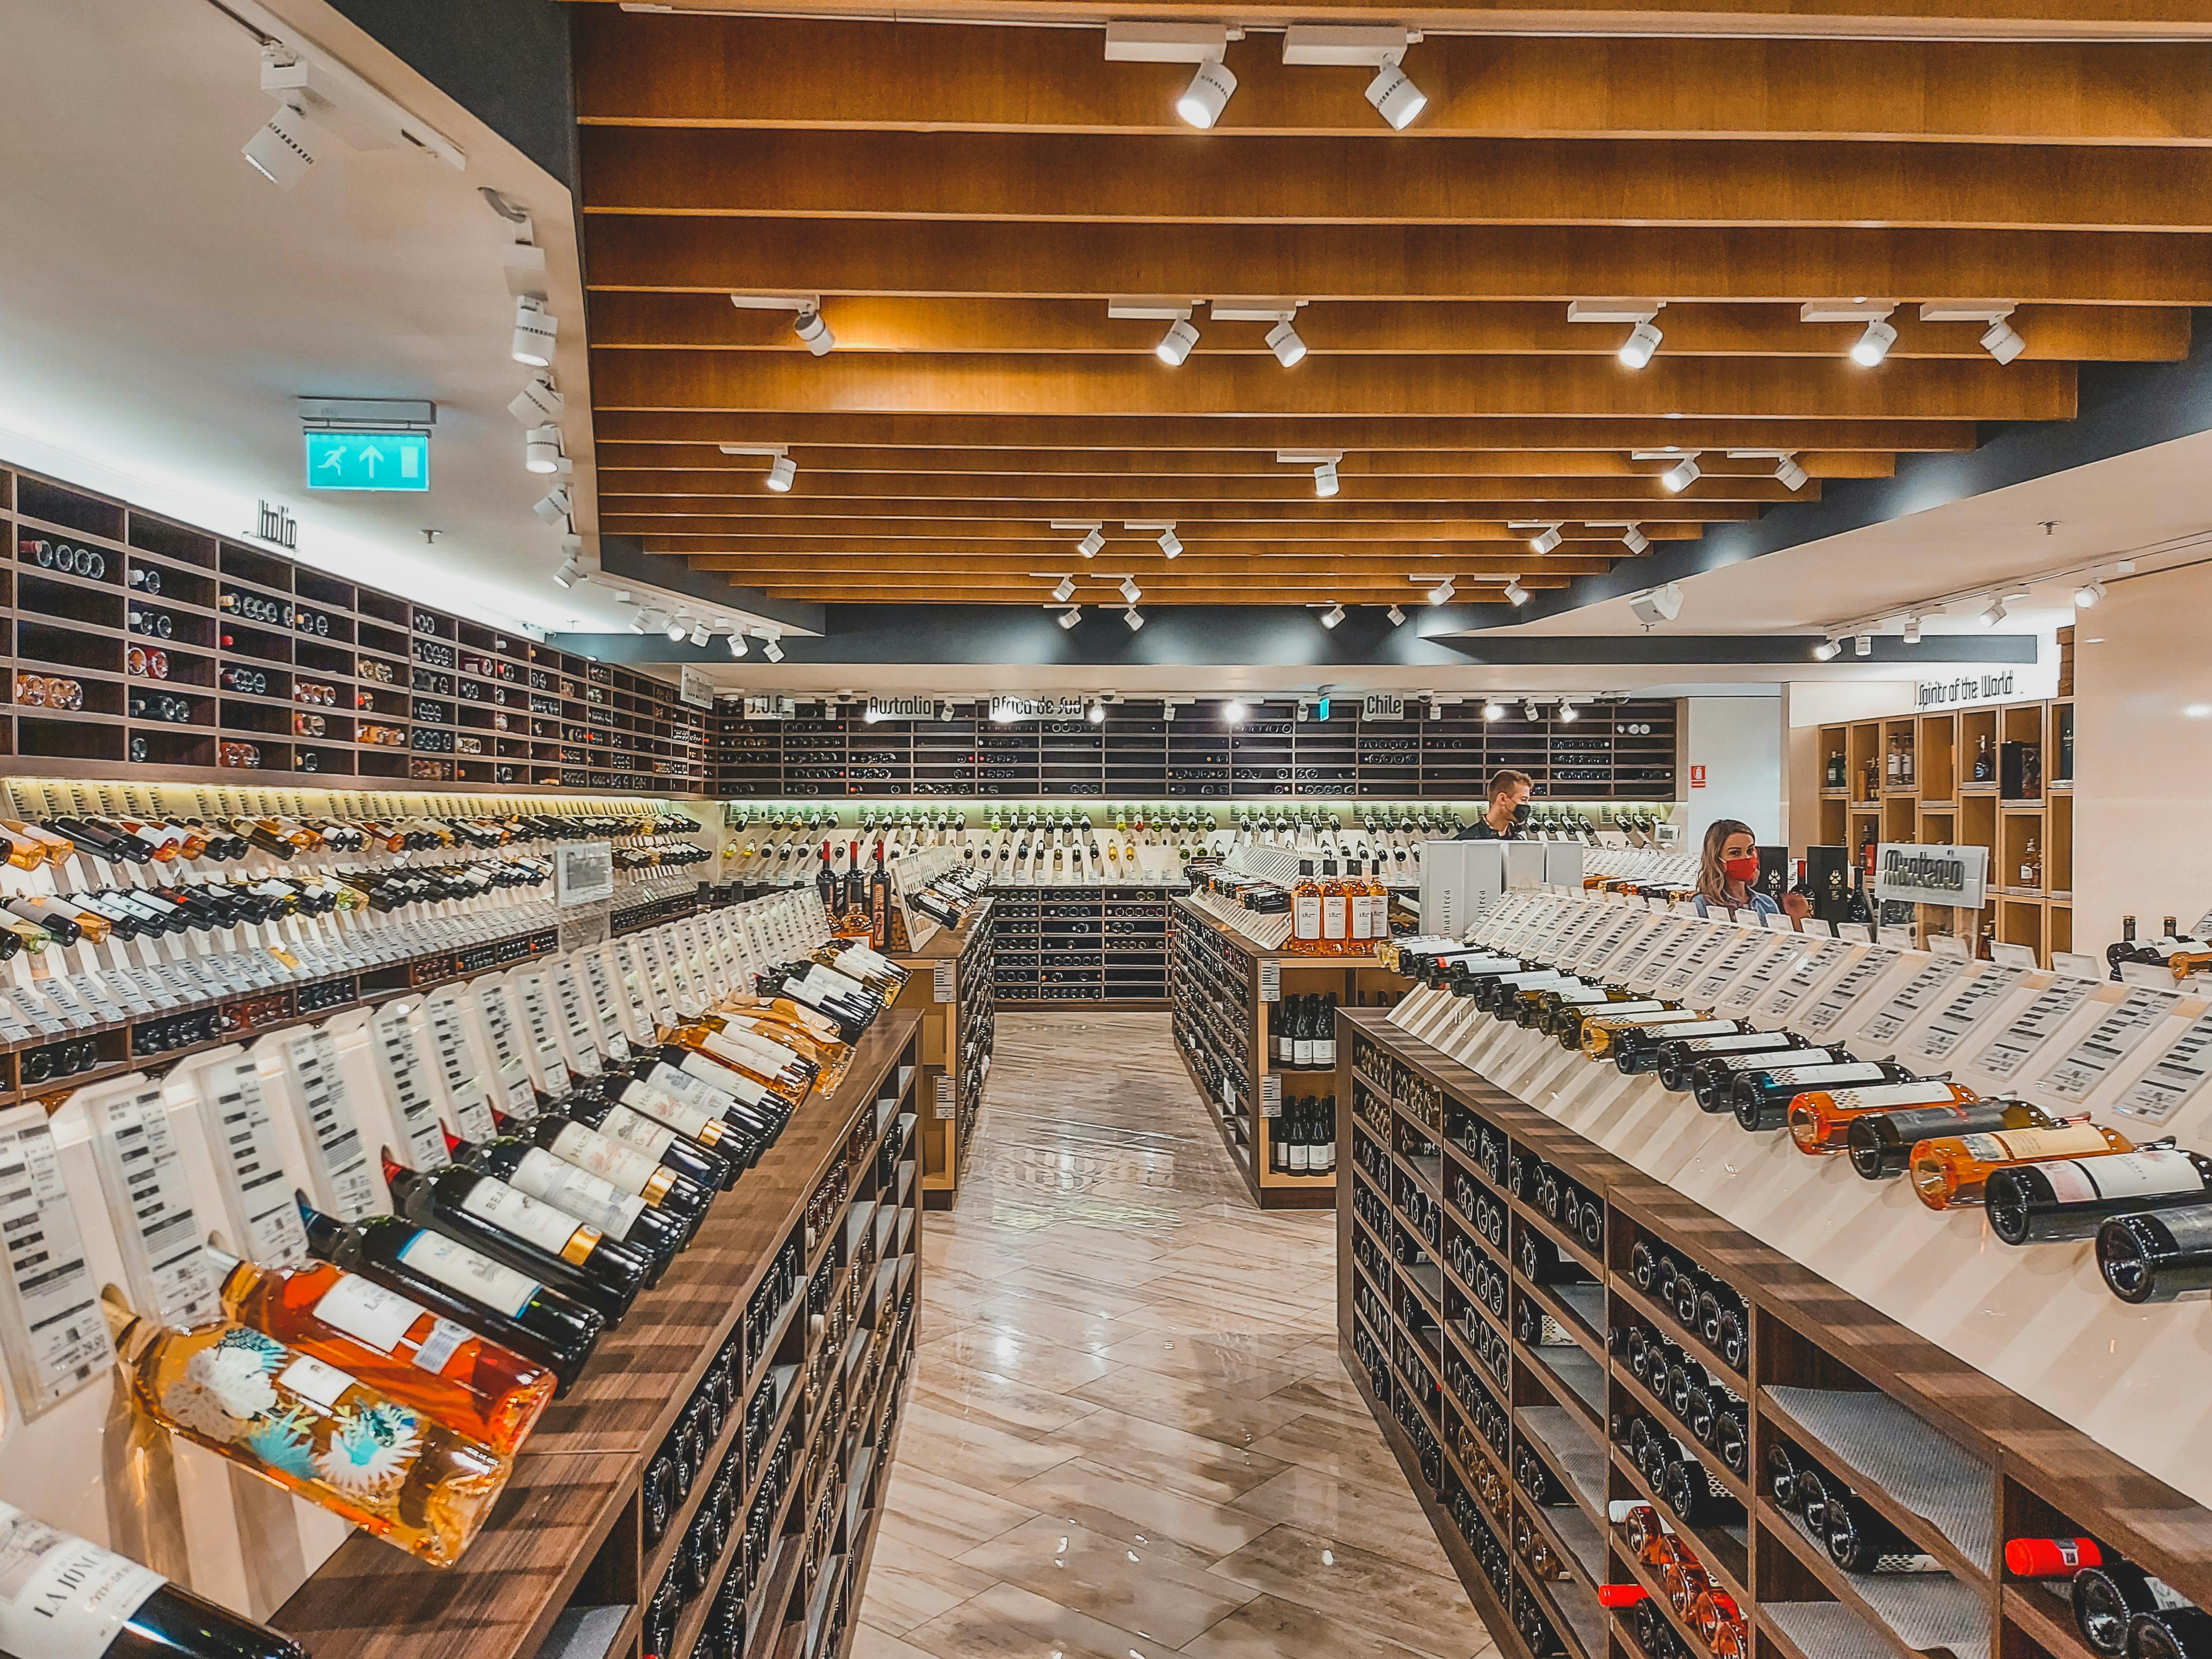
[1787,1081,1984,1155]
[206,1246,555,1454]
[1319,859,1349,956]
[1986,1148,2212,1245]
[443,1134,687,1280]
[0,1504,308,1659]
[1732,1058,1915,1131]
[1843,1099,2066,1181]
[2020,836,2042,889]
[1825,749,1847,790]
[103,1296,510,1568]
[379,1155,650,1325]
[1909,1121,2142,1210]
[868,843,892,948]
[1291,859,1322,952]
[1885,736,1901,788]
[1971,732,1994,783]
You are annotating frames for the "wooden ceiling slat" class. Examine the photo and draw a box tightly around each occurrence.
[656,534,1633,554]
[608,516,1710,540]
[597,479,1778,507]
[579,129,2212,235]
[585,294,2183,363]
[570,16,2212,145]
[682,560,1599,578]
[596,446,1896,479]
[590,350,2074,422]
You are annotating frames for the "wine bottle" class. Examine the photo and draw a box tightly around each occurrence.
[2098,1207,2212,1305]
[553,1091,743,1190]
[0,1504,309,1659]
[631,1056,785,1148]
[1733,1060,1915,1131]
[1787,1081,1985,1156]
[444,1134,687,1281]
[1657,1030,1806,1093]
[1844,1099,2060,1181]
[5,895,84,946]
[1580,1007,1718,1062]
[1824,1492,1945,1573]
[1315,994,1338,1070]
[814,841,837,915]
[103,1296,510,1568]
[485,1114,712,1240]
[1987,1150,2212,1246]
[1565,1003,1686,1056]
[1911,1122,2143,1210]
[868,842,892,948]
[2075,1563,2198,1657]
[2133,1608,2212,1659]
[379,1155,649,1324]
[206,1246,555,1454]
[1606,1017,1753,1075]
[2006,1537,2104,1578]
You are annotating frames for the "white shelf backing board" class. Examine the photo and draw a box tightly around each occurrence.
[1391,891,2212,1513]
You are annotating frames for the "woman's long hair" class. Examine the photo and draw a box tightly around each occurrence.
[1698,818,1756,908]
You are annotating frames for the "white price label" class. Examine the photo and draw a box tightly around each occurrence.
[1258,958,1280,1002]
[2115,1010,2212,1123]
[0,1111,113,1414]
[1762,942,1851,1019]
[1977,976,2096,1078]
[1801,949,1900,1034]
[89,1086,221,1329]
[373,1010,452,1172]
[1857,958,1965,1046]
[2040,988,2176,1103]
[933,959,956,1002]
[196,1056,310,1268]
[285,1029,376,1222]
[1686,933,1768,1002]
[1917,968,2025,1061]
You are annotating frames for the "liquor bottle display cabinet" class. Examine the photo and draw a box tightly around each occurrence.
[1337,1007,2212,1659]
[889,899,997,1208]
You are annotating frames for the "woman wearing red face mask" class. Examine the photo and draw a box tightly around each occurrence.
[1692,819,1811,921]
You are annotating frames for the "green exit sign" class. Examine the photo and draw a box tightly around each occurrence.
[305,429,430,492]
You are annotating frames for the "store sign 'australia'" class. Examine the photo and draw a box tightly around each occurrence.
[1873,843,1988,910]
[866,695,939,722]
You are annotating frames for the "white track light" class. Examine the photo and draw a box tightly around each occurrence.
[1902,614,1922,644]
[511,298,558,367]
[1314,461,1340,497]
[1426,577,1456,606]
[1981,318,2026,364]
[765,455,796,492]
[1156,318,1200,365]
[793,309,834,355]
[761,632,784,662]
[631,611,652,635]
[1524,700,1541,721]
[1123,606,1144,631]
[1118,577,1142,605]
[2073,578,2106,609]
[1661,456,1702,493]
[1158,528,1183,558]
[1558,698,1579,723]
[665,618,689,642]
[1629,583,1683,626]
[690,621,711,647]
[1364,61,1427,128]
[1978,595,2008,628]
[1176,60,1237,128]
[1812,637,1841,660]
[1482,699,1505,721]
[1051,576,1077,603]
[728,631,748,657]
[244,99,319,187]
[1266,320,1308,367]
[1223,700,1247,723]
[1503,578,1530,607]
[552,554,581,589]
[1850,317,1898,367]
[1320,603,1345,629]
[1854,633,1873,657]
[1058,606,1082,630]
[1087,700,1106,725]
[532,486,572,526]
[524,425,562,474]
[1775,454,1810,490]
[1387,605,1406,626]
[1078,528,1105,558]
[1618,319,1663,370]
[1622,524,1651,555]
[509,375,563,426]
[1529,525,1563,555]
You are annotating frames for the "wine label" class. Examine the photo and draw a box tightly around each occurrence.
[1827,1082,1963,1110]
[398,1228,540,1320]
[702,1025,800,1079]
[664,1056,770,1113]
[509,1148,648,1239]
[277,1352,358,1409]
[2040,1149,2203,1205]
[1757,1062,1884,1086]
[195,1055,311,1268]
[0,1109,114,1415]
[600,1103,687,1160]
[314,1272,428,1354]
[1322,896,1347,940]
[1315,1037,1337,1066]
[0,1505,168,1659]
[1579,1005,1673,1026]
[459,1177,593,1257]
[1638,1020,1740,1041]
[1293,895,1320,937]
[413,1316,471,1376]
[1293,1036,1314,1066]
[1501,970,1564,990]
[1681,1033,1799,1056]
[1956,1125,2112,1163]
[549,1121,665,1197]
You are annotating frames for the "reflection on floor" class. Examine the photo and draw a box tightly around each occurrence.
[856,1011,1499,1659]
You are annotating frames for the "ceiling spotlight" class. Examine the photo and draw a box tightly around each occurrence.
[244,97,319,187]
[1051,575,1077,603]
[1223,699,1247,723]
[1266,320,1308,367]
[1158,528,1183,558]
[1058,605,1082,630]
[1078,528,1105,558]
[1558,698,1579,723]
[1980,317,2026,364]
[765,455,797,492]
[1482,699,1505,722]
[1850,317,1898,368]
[728,631,748,657]
[1320,603,1345,629]
[511,298,558,368]
[1156,318,1200,365]
[1661,456,1702,493]
[1854,633,1873,657]
[665,618,689,642]
[1775,454,1810,491]
[1812,637,1842,660]
[1176,59,1237,129]
[552,554,581,589]
[690,621,711,648]
[793,309,834,355]
[862,706,883,724]
[532,485,572,526]
[1622,524,1651,555]
[2073,578,2106,609]
[1901,614,1922,644]
[1524,700,1541,721]
[1118,577,1142,605]
[1364,60,1427,128]
[630,611,652,635]
[1529,525,1563,555]
[762,637,785,663]
[509,375,563,426]
[1087,699,1106,725]
[524,425,563,474]
[1628,583,1683,626]
[1618,319,1664,371]
[1314,461,1340,497]
[1503,578,1530,607]
[1978,595,2008,628]
[1387,604,1406,626]
[1123,606,1144,631]
[1426,577,1456,606]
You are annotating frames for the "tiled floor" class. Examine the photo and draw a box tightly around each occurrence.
[855,1011,1499,1659]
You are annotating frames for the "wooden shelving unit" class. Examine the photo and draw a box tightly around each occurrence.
[890,900,997,1209]
[275,1011,925,1659]
[711,699,1680,802]
[1338,1005,2212,1659]
[2,461,706,794]
[990,885,1175,1006]
[1816,634,2076,964]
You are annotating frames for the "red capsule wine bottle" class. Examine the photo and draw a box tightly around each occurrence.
[444,1132,686,1282]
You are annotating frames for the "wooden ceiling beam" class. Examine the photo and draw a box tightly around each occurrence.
[608,515,1706,541]
[587,217,2212,308]
[742,589,1547,605]
[572,16,2212,145]
[592,412,1962,450]
[597,445,1894,479]
[598,477,1780,506]
[662,534,1635,555]
[592,350,2073,422]
[580,128,2212,236]
[679,563,1596,582]
[586,293,2180,363]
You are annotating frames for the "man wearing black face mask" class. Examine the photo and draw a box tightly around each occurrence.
[1456,769,1534,839]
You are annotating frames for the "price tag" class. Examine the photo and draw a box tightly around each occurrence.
[1917,968,2025,1061]
[1836,922,1874,944]
[190,1053,310,1267]
[1579,909,1650,972]
[2040,987,2177,1104]
[370,1007,453,1170]
[2115,1009,2212,1123]
[472,984,541,1119]
[1714,938,1806,1016]
[510,973,574,1100]
[1977,976,2097,1078]
[549,962,604,1078]
[1800,948,1900,1036]
[1609,916,1682,984]
[1635,921,1707,991]
[1990,942,2040,970]
[1261,1073,1282,1118]
[85,1083,222,1329]
[932,1072,953,1122]
[933,959,956,1003]
[0,1105,114,1417]
[1761,941,1852,1020]
[1686,931,1769,1004]
[283,1028,377,1222]
[1855,958,1964,1047]
[1258,958,1280,1003]
[1930,933,1972,960]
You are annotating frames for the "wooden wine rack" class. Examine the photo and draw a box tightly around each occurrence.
[1337,1007,2212,1659]
[888,900,996,1209]
[276,1011,926,1659]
